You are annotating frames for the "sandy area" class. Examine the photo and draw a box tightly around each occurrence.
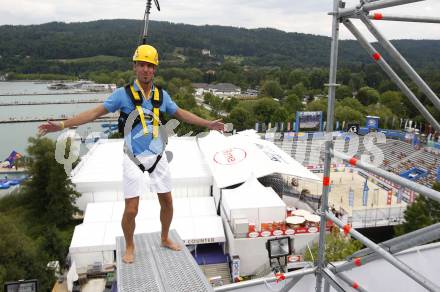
[297,167,407,215]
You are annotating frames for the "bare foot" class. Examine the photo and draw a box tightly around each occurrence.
[161,238,181,251]
[122,247,135,264]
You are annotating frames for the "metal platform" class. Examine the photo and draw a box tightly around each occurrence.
[116,230,214,292]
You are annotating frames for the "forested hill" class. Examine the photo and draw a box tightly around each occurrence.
[1,19,440,71]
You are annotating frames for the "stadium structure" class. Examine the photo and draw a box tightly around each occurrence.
[9,0,440,291]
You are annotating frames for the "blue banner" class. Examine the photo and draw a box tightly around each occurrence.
[362,179,369,206]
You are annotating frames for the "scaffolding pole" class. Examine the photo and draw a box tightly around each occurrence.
[326,211,440,291]
[342,19,440,131]
[337,272,368,292]
[321,268,348,292]
[214,267,316,292]
[338,0,425,17]
[315,0,340,291]
[279,275,306,292]
[359,13,440,111]
[350,222,440,259]
[329,223,440,279]
[356,13,440,23]
[332,149,440,203]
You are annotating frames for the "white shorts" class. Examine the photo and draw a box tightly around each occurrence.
[122,153,172,199]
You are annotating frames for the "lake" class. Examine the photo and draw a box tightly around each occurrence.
[0,81,117,160]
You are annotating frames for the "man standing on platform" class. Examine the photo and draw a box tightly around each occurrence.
[39,44,224,263]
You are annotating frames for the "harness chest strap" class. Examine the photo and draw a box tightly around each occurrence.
[129,85,161,138]
[152,87,160,138]
[129,87,148,135]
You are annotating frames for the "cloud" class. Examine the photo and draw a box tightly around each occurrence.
[0,0,439,40]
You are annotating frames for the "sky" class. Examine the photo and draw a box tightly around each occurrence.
[0,0,439,40]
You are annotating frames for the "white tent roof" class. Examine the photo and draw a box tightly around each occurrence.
[71,137,212,190]
[221,175,286,225]
[197,131,319,188]
[71,197,225,253]
[222,175,285,209]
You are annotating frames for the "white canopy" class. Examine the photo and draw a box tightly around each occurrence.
[71,137,212,187]
[71,197,225,254]
[197,131,319,188]
[71,137,213,206]
[221,175,286,226]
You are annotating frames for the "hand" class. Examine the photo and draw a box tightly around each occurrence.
[38,120,63,136]
[208,119,224,132]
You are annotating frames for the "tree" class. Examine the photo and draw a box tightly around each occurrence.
[395,182,440,236]
[287,69,309,88]
[272,107,288,124]
[349,72,365,92]
[21,137,80,227]
[304,227,363,262]
[253,98,280,124]
[357,86,380,106]
[260,80,283,99]
[290,83,307,100]
[379,91,405,117]
[335,85,353,100]
[282,94,304,115]
[228,106,255,131]
[366,104,395,129]
[0,214,54,291]
[339,97,365,114]
[309,68,327,90]
[306,98,328,116]
[335,106,363,124]
[222,98,239,113]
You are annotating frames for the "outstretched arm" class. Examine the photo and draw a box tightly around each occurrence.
[38,104,109,136]
[173,108,224,131]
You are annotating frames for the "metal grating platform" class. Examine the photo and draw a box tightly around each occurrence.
[116,230,214,292]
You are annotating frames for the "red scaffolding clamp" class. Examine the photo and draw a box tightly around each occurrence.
[275,272,285,283]
[349,157,358,166]
[352,281,360,289]
[343,224,351,235]
[323,176,330,186]
[373,52,382,61]
[373,12,383,20]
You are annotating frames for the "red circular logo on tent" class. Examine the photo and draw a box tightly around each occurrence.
[213,148,247,165]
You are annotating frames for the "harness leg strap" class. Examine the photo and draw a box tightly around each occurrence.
[123,145,162,174]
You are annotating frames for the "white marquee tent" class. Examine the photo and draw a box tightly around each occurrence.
[221,175,286,227]
[71,137,213,210]
[197,131,319,189]
[70,197,225,272]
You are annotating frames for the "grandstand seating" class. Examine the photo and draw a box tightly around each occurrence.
[274,135,439,188]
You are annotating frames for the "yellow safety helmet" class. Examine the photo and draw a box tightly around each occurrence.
[132,44,159,65]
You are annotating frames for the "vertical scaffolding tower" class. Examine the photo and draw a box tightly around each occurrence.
[317,0,440,291]
[215,0,440,291]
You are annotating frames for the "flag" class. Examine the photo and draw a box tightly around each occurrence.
[4,151,22,168]
[287,122,291,132]
[387,191,392,205]
[348,188,354,207]
[362,179,369,206]
[255,122,259,132]
[396,188,402,204]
